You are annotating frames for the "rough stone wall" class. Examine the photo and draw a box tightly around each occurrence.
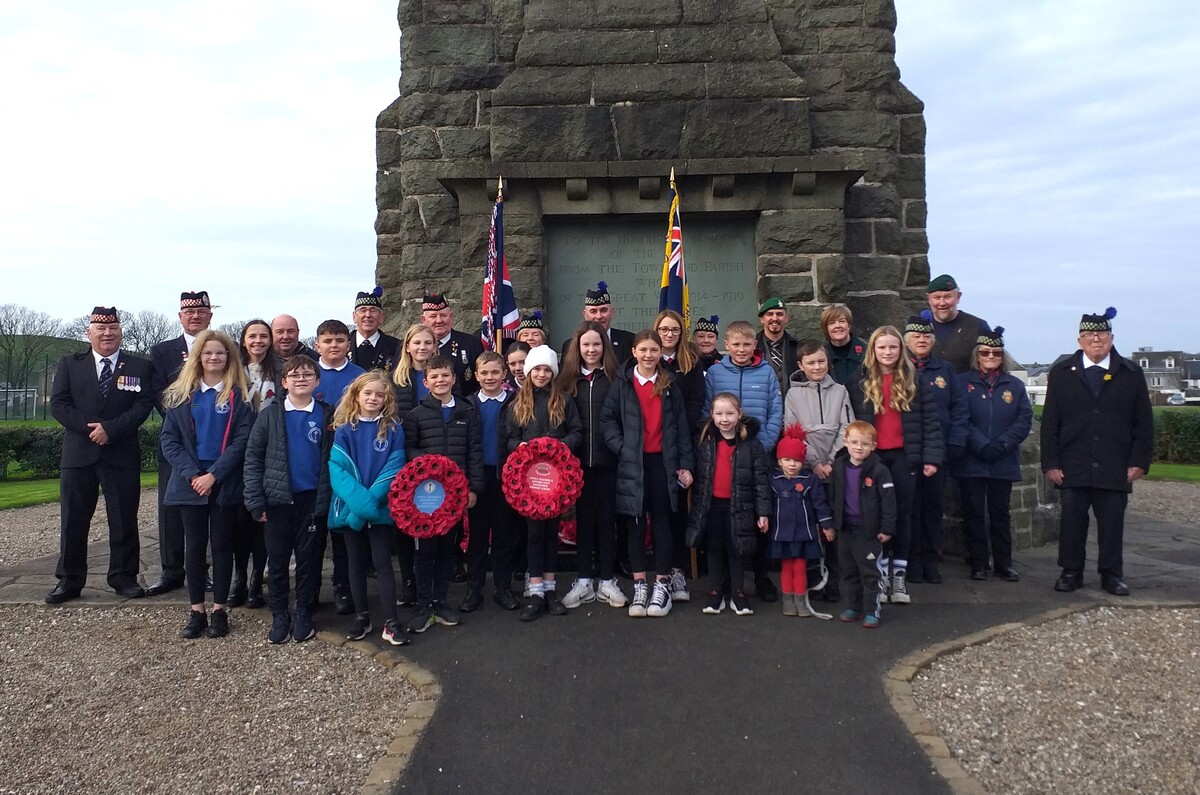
[375,0,928,338]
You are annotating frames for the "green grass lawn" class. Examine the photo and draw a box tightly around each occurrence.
[1145,463,1200,483]
[0,472,158,510]
[0,418,58,428]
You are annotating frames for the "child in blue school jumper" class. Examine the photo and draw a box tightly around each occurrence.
[769,424,836,619]
[329,371,409,646]
[243,355,333,645]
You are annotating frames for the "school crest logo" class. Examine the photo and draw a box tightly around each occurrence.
[215,401,230,415]
[933,376,947,389]
[307,421,321,443]
[373,437,389,453]
[1002,390,1013,404]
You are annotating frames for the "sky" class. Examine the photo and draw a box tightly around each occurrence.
[1,1,1197,362]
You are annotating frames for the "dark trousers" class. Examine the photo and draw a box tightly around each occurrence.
[180,494,237,605]
[527,518,561,578]
[705,499,743,594]
[911,466,947,569]
[414,528,458,608]
[817,481,840,590]
[876,448,915,566]
[1058,487,1128,579]
[314,524,348,594]
[232,506,266,582]
[839,523,883,616]
[264,490,321,616]
[960,477,1014,572]
[395,532,415,588]
[670,492,689,571]
[466,469,517,591]
[345,524,398,622]
[575,466,617,580]
[155,452,185,583]
[57,465,141,590]
[628,453,672,577]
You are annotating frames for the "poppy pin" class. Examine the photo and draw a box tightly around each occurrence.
[864,477,874,487]
[794,483,804,492]
[854,345,863,354]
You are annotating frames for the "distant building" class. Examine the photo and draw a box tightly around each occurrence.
[1132,347,1190,393]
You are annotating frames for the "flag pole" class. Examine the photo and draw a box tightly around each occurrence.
[495,175,504,351]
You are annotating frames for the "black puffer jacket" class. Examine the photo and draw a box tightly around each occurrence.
[402,395,485,494]
[504,385,584,454]
[242,399,333,518]
[568,370,618,468]
[828,449,898,537]
[661,354,706,437]
[685,417,772,556]
[600,361,696,516]
[846,370,945,469]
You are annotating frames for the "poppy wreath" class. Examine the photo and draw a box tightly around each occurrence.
[502,437,584,520]
[388,454,470,539]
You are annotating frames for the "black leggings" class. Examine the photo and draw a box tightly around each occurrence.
[232,506,266,583]
[527,518,561,579]
[344,524,398,622]
[705,499,743,594]
[628,453,673,577]
[875,448,915,564]
[576,466,617,579]
[180,493,236,606]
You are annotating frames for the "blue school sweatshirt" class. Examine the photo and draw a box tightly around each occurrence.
[191,383,228,467]
[337,418,404,487]
[285,403,324,493]
[473,393,507,467]
[315,360,365,406]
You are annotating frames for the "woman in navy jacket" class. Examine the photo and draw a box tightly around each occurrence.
[949,327,1033,582]
[160,330,255,638]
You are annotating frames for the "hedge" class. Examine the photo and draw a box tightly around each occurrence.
[1154,411,1200,464]
[0,423,160,481]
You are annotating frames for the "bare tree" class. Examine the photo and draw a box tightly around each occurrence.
[119,310,177,356]
[0,304,66,387]
[62,314,92,342]
[217,320,249,340]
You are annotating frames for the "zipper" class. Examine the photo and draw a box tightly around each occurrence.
[586,378,594,466]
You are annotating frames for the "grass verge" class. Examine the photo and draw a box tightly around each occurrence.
[1145,463,1200,483]
[0,472,157,510]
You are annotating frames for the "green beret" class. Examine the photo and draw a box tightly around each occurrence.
[927,274,959,293]
[757,297,786,316]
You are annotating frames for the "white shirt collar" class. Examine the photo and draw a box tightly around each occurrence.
[199,380,225,393]
[358,330,381,346]
[633,368,658,387]
[581,366,595,377]
[1083,353,1112,370]
[439,332,452,347]
[284,396,316,413]
[183,332,197,350]
[92,349,119,368]
[477,391,507,403]
[357,415,381,422]
[320,359,350,372]
[440,396,456,408]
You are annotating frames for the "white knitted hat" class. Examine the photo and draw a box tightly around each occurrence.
[524,344,559,377]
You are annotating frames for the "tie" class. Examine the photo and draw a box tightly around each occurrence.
[768,342,783,375]
[1085,365,1105,396]
[99,358,113,398]
[357,339,374,365]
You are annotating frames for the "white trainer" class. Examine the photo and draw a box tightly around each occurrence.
[669,569,691,602]
[561,578,596,609]
[646,579,673,617]
[596,578,628,608]
[628,581,649,617]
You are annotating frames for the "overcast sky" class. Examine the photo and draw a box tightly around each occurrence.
[1,1,1196,362]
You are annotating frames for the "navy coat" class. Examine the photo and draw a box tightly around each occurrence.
[949,371,1033,481]
[160,389,255,505]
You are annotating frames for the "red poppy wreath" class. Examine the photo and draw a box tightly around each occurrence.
[388,454,470,539]
[502,437,584,520]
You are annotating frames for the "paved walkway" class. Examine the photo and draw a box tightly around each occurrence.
[3,513,1197,794]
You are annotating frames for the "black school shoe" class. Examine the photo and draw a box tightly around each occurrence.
[347,612,373,641]
[543,589,567,616]
[181,609,208,639]
[493,589,519,611]
[206,608,230,638]
[460,588,484,613]
[754,576,779,603]
[518,595,545,623]
[334,587,355,615]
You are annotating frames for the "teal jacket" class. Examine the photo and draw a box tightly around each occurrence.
[327,421,406,531]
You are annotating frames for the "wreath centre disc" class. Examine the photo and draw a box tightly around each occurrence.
[525,461,561,495]
[413,479,446,515]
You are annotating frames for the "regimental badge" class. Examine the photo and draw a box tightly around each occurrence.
[934,376,947,389]
[1002,390,1013,404]
[1104,373,1113,381]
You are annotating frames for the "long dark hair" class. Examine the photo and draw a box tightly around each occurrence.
[631,329,671,397]
[558,321,618,396]
[239,319,279,385]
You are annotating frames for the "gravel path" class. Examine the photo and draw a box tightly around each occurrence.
[0,604,416,795]
[913,606,1200,794]
[0,489,157,568]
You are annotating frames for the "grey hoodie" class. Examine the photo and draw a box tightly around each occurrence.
[783,372,855,469]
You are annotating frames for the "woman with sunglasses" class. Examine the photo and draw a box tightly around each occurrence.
[948,326,1032,582]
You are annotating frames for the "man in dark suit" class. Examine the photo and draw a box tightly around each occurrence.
[1041,307,1153,597]
[47,307,156,603]
[348,286,400,372]
[559,281,635,365]
[926,273,990,374]
[145,290,213,595]
[422,292,483,396]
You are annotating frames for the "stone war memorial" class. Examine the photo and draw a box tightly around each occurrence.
[375,0,929,345]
